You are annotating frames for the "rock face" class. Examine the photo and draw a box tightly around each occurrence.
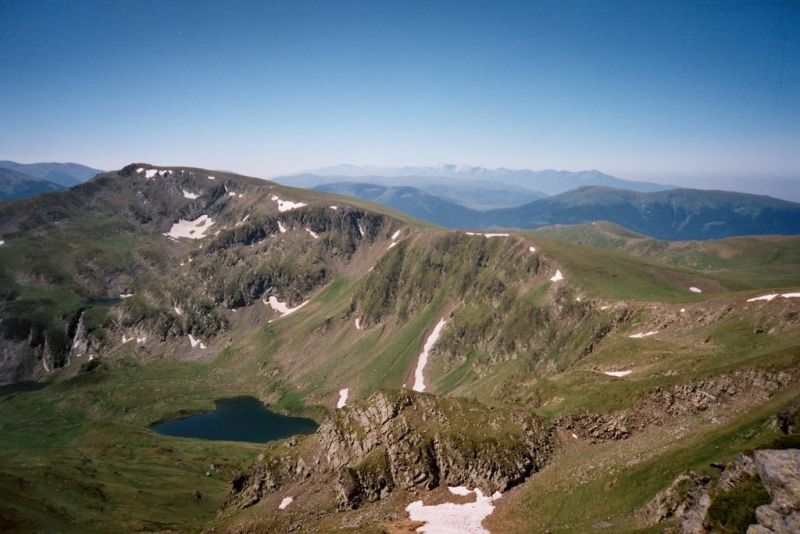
[636,472,711,533]
[748,449,800,534]
[224,390,553,511]
[559,367,799,443]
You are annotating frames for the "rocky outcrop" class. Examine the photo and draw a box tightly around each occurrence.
[224,390,553,512]
[636,472,711,532]
[558,367,799,443]
[748,449,800,534]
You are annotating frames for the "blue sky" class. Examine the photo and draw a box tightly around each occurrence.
[0,0,798,191]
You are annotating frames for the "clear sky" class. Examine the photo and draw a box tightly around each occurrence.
[1,0,798,191]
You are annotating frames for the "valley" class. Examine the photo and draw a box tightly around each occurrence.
[1,165,799,532]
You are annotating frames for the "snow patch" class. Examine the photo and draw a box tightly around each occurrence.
[144,169,158,179]
[358,223,366,237]
[164,215,215,239]
[387,241,398,250]
[136,336,146,344]
[329,205,338,210]
[207,175,215,180]
[264,296,309,317]
[188,335,206,349]
[278,221,287,233]
[465,231,509,238]
[528,245,536,252]
[783,292,800,299]
[271,194,307,212]
[600,305,611,310]
[120,293,134,299]
[689,287,702,293]
[391,229,402,240]
[182,190,200,200]
[337,388,349,409]
[747,294,779,302]
[355,317,362,330]
[550,270,564,282]
[412,318,447,393]
[122,335,132,343]
[0,239,5,246]
[278,496,293,510]
[306,228,319,239]
[603,370,632,377]
[629,331,659,339]
[174,306,182,316]
[406,487,501,534]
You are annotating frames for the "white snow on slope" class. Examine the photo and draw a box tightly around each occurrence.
[604,370,632,377]
[120,293,134,299]
[182,190,200,200]
[783,293,800,298]
[550,270,564,282]
[747,294,779,302]
[406,487,502,534]
[278,496,293,510]
[689,287,702,293]
[465,232,509,238]
[264,296,309,317]
[412,318,447,392]
[207,175,215,180]
[271,194,307,212]
[358,223,366,237]
[174,306,182,315]
[391,229,402,240]
[355,317,362,330]
[337,388,349,409]
[188,335,207,349]
[529,245,536,252]
[136,336,146,344]
[164,215,215,239]
[0,239,5,246]
[306,228,319,239]
[329,205,338,210]
[629,331,659,339]
[278,221,287,233]
[387,241,398,250]
[144,169,158,178]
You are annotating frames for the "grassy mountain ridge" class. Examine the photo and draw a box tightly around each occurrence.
[484,186,800,240]
[0,164,798,532]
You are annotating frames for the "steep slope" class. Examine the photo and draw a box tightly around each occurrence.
[482,186,800,240]
[314,182,480,227]
[0,161,102,188]
[0,167,64,200]
[0,165,799,533]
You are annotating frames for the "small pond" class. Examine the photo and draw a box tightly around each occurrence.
[151,396,318,443]
[0,381,46,398]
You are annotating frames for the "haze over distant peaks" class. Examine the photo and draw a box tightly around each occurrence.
[292,164,674,196]
[0,161,103,188]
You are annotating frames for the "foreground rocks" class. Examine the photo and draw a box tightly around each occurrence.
[224,390,553,512]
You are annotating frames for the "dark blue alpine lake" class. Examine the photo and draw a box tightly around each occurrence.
[151,396,318,443]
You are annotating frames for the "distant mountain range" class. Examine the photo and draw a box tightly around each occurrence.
[315,182,800,240]
[291,164,674,196]
[0,161,102,188]
[0,168,65,200]
[0,161,102,200]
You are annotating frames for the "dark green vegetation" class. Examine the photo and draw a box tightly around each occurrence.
[309,179,800,241]
[0,167,64,200]
[0,164,798,532]
[706,476,771,534]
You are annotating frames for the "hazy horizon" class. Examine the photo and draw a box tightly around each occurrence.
[1,0,798,199]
